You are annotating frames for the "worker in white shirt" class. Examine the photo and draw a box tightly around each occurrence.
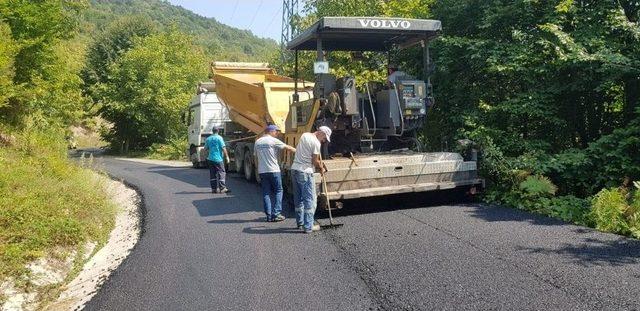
[290,126,332,233]
[254,125,296,222]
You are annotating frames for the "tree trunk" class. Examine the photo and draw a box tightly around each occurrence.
[619,0,639,23]
[623,75,640,124]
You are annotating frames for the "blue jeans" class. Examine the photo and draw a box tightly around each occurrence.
[259,172,283,220]
[292,170,316,231]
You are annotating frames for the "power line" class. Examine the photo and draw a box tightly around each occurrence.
[262,6,282,38]
[247,0,264,29]
[227,0,239,25]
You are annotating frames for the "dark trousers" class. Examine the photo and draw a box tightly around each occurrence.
[259,172,283,220]
[207,160,226,191]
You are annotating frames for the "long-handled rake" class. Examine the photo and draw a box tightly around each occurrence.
[319,154,343,230]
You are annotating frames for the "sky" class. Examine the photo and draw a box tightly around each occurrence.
[168,0,285,41]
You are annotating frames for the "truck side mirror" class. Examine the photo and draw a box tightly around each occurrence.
[181,112,187,125]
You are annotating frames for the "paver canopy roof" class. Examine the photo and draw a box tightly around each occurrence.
[287,17,442,51]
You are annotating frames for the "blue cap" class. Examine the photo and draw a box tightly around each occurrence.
[265,125,279,132]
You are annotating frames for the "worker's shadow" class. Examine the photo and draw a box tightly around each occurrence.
[147,166,211,188]
[192,195,259,218]
[149,165,299,229]
[241,225,303,234]
[207,218,263,224]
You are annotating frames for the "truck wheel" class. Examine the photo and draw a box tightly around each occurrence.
[234,145,244,174]
[243,151,255,182]
[189,145,198,168]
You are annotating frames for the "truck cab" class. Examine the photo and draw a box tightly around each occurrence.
[186,82,230,168]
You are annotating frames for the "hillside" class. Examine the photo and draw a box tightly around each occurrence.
[82,0,278,61]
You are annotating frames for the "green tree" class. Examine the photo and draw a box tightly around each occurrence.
[82,15,157,107]
[274,0,433,86]
[0,0,88,125]
[0,0,85,84]
[303,0,384,18]
[381,0,433,18]
[98,29,207,152]
[28,39,90,124]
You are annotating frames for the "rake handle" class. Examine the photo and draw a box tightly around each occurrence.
[319,154,335,226]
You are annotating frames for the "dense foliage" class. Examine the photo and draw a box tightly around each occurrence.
[0,0,88,126]
[293,0,640,237]
[591,182,640,238]
[82,15,157,107]
[428,0,639,189]
[96,29,207,151]
[0,22,15,110]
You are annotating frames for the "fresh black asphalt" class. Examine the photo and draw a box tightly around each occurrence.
[84,158,640,310]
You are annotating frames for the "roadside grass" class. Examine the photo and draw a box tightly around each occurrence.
[0,128,116,298]
[145,137,188,161]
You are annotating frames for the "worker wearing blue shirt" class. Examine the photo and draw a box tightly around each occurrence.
[204,128,230,193]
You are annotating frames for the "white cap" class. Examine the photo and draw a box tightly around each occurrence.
[318,126,332,142]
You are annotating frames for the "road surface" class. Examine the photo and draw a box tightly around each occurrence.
[85,157,640,310]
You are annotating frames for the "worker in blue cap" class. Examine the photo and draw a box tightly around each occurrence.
[254,124,296,222]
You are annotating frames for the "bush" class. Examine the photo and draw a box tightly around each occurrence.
[495,174,556,210]
[484,169,592,226]
[146,136,188,161]
[547,195,592,226]
[470,124,640,238]
[519,175,557,198]
[0,126,115,281]
[590,187,636,236]
[627,183,640,238]
[536,123,640,197]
